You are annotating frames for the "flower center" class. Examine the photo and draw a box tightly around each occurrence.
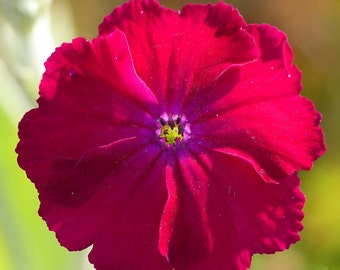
[157,114,190,146]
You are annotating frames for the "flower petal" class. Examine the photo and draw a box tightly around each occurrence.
[16,29,162,251]
[99,0,257,113]
[17,30,160,186]
[40,29,157,117]
[189,24,325,181]
[173,147,305,270]
[87,147,171,270]
[159,150,213,267]
[37,136,152,250]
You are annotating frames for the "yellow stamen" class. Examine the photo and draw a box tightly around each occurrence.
[159,121,183,145]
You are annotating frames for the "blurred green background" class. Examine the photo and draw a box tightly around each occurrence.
[0,0,338,269]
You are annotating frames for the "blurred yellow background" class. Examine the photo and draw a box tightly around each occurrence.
[0,0,338,269]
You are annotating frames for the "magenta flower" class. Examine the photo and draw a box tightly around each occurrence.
[16,0,325,269]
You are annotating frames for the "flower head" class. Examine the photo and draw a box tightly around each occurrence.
[16,0,325,269]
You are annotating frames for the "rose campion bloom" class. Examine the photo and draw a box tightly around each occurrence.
[16,0,325,269]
